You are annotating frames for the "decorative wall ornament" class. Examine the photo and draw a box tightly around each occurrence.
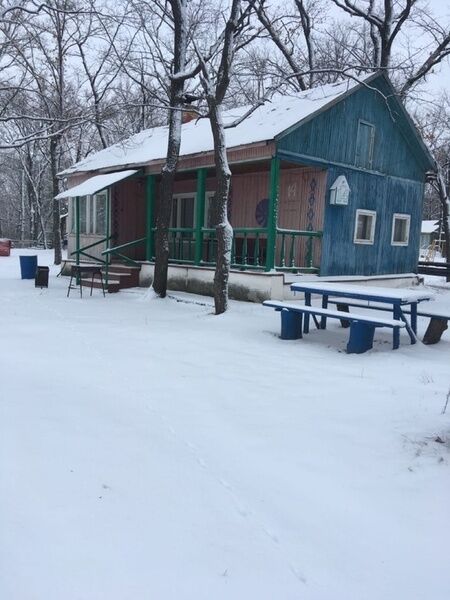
[329,175,350,206]
[255,198,269,227]
[307,177,317,231]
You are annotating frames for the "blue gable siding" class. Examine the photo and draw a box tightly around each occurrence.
[320,167,423,276]
[275,75,429,277]
[277,78,426,182]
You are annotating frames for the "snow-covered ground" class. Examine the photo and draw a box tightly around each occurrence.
[1,250,449,600]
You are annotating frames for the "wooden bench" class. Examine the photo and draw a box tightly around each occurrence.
[263,301,406,354]
[327,299,450,345]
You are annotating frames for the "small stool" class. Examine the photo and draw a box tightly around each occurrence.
[67,264,105,298]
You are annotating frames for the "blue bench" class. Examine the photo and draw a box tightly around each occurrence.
[327,299,450,345]
[263,301,406,354]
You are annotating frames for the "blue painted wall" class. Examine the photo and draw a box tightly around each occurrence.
[320,167,423,276]
[277,77,428,182]
[276,75,429,276]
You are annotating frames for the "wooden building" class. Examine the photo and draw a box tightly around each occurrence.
[57,72,434,300]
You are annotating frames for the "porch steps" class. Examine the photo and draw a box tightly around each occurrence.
[102,263,141,290]
[79,262,141,294]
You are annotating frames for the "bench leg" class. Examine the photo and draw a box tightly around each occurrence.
[423,318,448,345]
[280,310,303,340]
[347,321,376,354]
[304,292,311,334]
[336,303,350,328]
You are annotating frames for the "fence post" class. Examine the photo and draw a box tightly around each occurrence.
[145,174,155,261]
[195,168,206,265]
[265,157,280,271]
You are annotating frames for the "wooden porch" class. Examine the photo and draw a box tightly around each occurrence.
[68,157,326,277]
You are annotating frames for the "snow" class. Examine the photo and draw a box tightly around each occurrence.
[59,79,360,176]
[421,220,439,234]
[1,249,450,600]
[55,170,138,199]
[291,281,434,302]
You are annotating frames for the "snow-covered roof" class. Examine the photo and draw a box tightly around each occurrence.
[59,79,364,176]
[421,220,439,234]
[55,170,138,199]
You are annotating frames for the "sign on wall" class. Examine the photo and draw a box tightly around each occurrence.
[329,175,350,206]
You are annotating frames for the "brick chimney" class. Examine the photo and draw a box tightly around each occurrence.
[182,110,197,124]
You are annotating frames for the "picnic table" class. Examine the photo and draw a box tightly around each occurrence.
[290,282,433,349]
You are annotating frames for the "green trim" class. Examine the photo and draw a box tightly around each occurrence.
[75,196,80,266]
[105,188,111,286]
[145,174,155,261]
[195,168,206,265]
[266,157,280,271]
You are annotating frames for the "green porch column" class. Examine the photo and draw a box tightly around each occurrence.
[75,196,80,266]
[145,174,155,261]
[105,187,111,285]
[265,157,280,271]
[194,168,206,265]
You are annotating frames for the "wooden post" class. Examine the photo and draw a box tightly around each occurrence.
[195,168,206,265]
[266,157,280,271]
[145,174,155,261]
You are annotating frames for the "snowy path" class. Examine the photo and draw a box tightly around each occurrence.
[1,251,450,599]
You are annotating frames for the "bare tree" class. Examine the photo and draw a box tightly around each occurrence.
[198,0,256,314]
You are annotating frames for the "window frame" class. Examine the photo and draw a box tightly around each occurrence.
[355,119,375,170]
[391,213,411,247]
[353,209,377,245]
[69,192,108,236]
[91,191,107,235]
[171,192,196,229]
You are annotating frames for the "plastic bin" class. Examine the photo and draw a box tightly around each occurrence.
[19,255,38,279]
[0,239,11,257]
[35,265,49,288]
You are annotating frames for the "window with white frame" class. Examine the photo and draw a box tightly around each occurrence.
[391,213,410,246]
[171,194,195,229]
[69,192,107,235]
[354,209,376,244]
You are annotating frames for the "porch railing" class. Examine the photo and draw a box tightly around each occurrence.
[275,228,322,272]
[163,226,322,272]
[98,226,322,273]
[71,235,113,264]
[101,237,146,267]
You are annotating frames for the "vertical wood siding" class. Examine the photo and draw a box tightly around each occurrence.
[320,166,424,276]
[111,177,146,259]
[277,78,426,182]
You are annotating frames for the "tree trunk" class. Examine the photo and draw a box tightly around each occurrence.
[436,168,450,281]
[208,101,233,315]
[50,137,62,265]
[152,0,188,297]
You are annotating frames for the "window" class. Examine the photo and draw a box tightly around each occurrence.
[354,209,376,244]
[391,213,410,246]
[204,192,216,228]
[171,194,195,228]
[355,120,375,169]
[92,192,107,235]
[69,193,108,235]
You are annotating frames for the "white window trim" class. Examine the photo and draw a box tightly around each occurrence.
[69,193,108,236]
[354,209,377,245]
[91,191,107,235]
[172,192,197,229]
[391,213,411,246]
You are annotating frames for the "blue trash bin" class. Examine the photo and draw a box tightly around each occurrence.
[19,255,38,279]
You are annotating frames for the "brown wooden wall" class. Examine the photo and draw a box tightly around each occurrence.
[111,177,146,260]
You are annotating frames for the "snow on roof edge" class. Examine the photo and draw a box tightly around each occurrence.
[59,75,379,178]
